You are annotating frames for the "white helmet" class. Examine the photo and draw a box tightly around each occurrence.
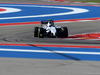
[47,22,52,27]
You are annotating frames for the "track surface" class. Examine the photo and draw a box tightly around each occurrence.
[1,58,100,75]
[0,0,100,75]
[1,21,100,45]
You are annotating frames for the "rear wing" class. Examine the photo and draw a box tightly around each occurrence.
[41,20,54,25]
[41,20,48,24]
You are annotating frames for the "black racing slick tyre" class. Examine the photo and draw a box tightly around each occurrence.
[62,27,68,38]
[38,28,44,38]
[34,27,39,37]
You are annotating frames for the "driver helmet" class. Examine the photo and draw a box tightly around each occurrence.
[47,22,52,27]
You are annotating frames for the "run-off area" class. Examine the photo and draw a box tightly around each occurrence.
[0,44,100,61]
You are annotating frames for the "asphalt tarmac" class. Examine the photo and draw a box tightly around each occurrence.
[0,21,100,45]
[0,0,100,75]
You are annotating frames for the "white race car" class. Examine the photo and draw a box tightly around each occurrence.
[33,19,68,38]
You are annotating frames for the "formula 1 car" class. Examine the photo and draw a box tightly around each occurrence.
[33,19,68,38]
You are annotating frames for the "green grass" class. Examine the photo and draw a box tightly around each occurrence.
[66,0,100,2]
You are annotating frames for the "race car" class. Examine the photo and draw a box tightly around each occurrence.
[33,19,68,38]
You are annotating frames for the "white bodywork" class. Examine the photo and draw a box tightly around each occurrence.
[50,27,56,36]
[43,22,61,36]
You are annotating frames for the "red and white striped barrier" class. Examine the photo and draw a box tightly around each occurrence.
[43,0,100,5]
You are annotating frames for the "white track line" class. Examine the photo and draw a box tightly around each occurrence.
[0,49,100,55]
[0,4,89,20]
[0,7,21,14]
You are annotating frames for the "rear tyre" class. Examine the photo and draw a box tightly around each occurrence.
[38,28,44,38]
[33,27,39,37]
[62,27,68,38]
